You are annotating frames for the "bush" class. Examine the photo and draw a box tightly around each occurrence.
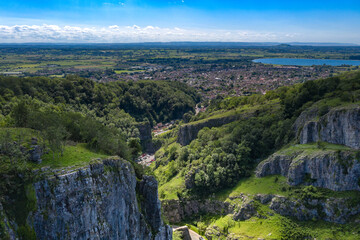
[280,219,312,240]
[298,185,324,200]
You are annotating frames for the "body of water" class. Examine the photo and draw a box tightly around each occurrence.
[253,58,360,66]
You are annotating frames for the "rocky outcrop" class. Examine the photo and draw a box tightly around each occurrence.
[2,158,171,240]
[293,107,318,136]
[0,203,16,240]
[173,226,191,240]
[232,200,257,221]
[137,176,172,239]
[256,151,360,191]
[137,122,155,153]
[297,106,360,149]
[269,195,360,224]
[162,199,234,223]
[177,112,255,146]
[205,225,225,240]
[28,138,44,163]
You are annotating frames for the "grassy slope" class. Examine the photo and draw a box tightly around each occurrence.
[216,175,289,201]
[189,212,360,240]
[278,142,351,156]
[184,174,360,240]
[156,140,357,201]
[0,127,109,170]
[158,142,360,239]
[158,174,185,200]
[153,73,360,239]
[38,143,109,169]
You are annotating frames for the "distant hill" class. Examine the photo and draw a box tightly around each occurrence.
[0,42,358,48]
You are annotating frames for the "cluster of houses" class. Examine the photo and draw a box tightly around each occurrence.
[152,121,175,136]
[136,153,155,166]
[13,60,350,101]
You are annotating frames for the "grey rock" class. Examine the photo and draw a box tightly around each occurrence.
[137,122,155,153]
[293,107,319,136]
[256,154,294,178]
[0,203,16,240]
[177,112,255,146]
[28,145,43,163]
[269,196,318,221]
[299,121,320,144]
[233,200,257,221]
[254,194,274,204]
[269,196,360,224]
[25,158,171,240]
[31,137,38,145]
[256,151,360,191]
[162,199,233,223]
[138,176,171,237]
[298,106,360,149]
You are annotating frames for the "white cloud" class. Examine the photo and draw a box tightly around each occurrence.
[0,24,298,43]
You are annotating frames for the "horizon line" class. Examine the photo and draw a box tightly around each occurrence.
[0,41,358,47]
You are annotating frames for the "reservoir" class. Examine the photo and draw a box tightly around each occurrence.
[253,58,360,66]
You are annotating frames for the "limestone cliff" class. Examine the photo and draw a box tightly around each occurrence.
[177,112,256,146]
[163,193,360,227]
[255,150,360,191]
[137,122,155,153]
[268,195,360,224]
[297,106,360,149]
[162,199,233,223]
[3,158,172,240]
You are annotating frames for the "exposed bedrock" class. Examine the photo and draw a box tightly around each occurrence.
[15,158,172,240]
[269,195,360,224]
[296,106,360,149]
[137,122,155,153]
[256,151,360,191]
[162,193,360,229]
[162,199,234,223]
[177,111,256,146]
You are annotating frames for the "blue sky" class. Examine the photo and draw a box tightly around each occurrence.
[0,0,360,43]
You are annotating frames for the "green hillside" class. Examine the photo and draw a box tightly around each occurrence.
[153,71,360,239]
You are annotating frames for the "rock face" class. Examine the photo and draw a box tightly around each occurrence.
[298,107,360,149]
[27,137,44,163]
[162,199,233,223]
[26,158,172,240]
[0,203,16,240]
[232,200,257,221]
[269,195,360,224]
[177,112,255,146]
[137,176,172,240]
[28,145,43,163]
[137,122,155,153]
[256,151,360,191]
[293,107,318,136]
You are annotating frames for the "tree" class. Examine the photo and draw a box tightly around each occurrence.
[128,137,142,159]
[182,112,193,123]
[43,126,69,159]
[12,101,29,127]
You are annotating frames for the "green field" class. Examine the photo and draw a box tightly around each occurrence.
[38,143,109,169]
